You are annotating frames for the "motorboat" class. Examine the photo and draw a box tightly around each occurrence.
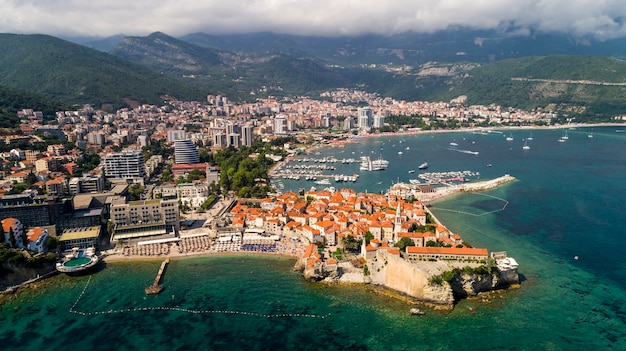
[418,162,429,169]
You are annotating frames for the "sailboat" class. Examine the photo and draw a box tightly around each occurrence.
[522,139,530,150]
[506,132,514,141]
[561,130,569,140]
[527,132,533,141]
[588,129,594,138]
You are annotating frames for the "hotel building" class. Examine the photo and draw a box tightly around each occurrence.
[108,196,180,241]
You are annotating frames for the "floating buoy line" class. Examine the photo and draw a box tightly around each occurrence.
[70,276,330,320]
[429,193,509,217]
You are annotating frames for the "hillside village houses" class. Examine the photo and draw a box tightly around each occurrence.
[0,88,540,256]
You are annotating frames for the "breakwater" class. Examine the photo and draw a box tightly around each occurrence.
[459,174,516,192]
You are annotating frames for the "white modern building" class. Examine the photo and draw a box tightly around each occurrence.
[274,115,287,134]
[373,114,386,129]
[358,107,373,130]
[104,152,146,180]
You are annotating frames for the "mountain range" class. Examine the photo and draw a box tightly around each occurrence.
[2,30,626,125]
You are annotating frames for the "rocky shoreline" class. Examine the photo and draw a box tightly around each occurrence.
[294,248,520,309]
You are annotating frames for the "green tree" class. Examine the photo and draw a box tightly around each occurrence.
[106,220,115,236]
[8,227,16,248]
[77,152,101,175]
[21,230,28,249]
[394,237,416,251]
[128,183,145,201]
[46,236,58,251]
[25,171,37,186]
[364,231,374,245]
[342,235,361,252]
[425,240,438,247]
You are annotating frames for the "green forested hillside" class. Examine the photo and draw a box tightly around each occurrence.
[0,33,205,109]
[0,84,70,128]
[442,56,626,121]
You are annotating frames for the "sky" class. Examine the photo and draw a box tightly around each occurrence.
[2,0,626,40]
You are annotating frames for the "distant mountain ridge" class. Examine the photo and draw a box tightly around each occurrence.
[3,31,626,121]
[71,29,626,64]
[112,32,224,73]
[177,30,626,64]
[110,31,360,101]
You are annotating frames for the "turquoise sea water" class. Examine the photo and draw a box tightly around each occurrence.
[3,127,626,350]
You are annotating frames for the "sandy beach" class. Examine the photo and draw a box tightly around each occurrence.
[102,236,306,263]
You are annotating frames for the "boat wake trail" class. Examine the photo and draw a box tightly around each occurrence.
[440,146,480,155]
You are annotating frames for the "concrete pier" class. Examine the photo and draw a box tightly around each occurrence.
[145,258,169,295]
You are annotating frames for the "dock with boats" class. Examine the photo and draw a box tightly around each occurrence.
[145,258,169,295]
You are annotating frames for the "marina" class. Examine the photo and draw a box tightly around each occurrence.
[418,170,480,184]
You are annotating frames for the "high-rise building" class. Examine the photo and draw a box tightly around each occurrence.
[274,115,287,134]
[104,152,145,179]
[322,116,331,128]
[241,124,254,147]
[174,140,199,164]
[227,134,241,148]
[358,107,373,130]
[343,117,354,131]
[212,130,227,149]
[373,114,386,129]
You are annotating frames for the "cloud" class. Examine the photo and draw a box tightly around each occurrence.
[2,0,626,40]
